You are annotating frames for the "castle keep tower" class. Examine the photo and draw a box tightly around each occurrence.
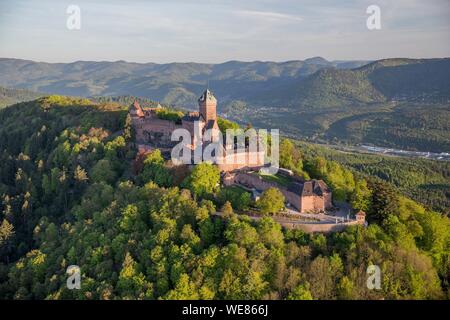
[198,89,217,122]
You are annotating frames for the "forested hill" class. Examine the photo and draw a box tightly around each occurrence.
[0,86,42,109]
[224,58,450,153]
[257,58,450,107]
[1,57,449,153]
[1,57,449,107]
[0,57,370,106]
[0,96,449,300]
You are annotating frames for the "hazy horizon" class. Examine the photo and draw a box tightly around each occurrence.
[2,55,450,65]
[1,0,450,63]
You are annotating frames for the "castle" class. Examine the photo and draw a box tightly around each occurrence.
[129,89,335,214]
[130,89,265,172]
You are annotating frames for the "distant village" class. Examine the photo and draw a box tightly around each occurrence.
[129,89,366,232]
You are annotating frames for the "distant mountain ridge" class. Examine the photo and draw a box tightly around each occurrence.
[1,56,449,152]
[1,57,449,109]
[0,57,370,106]
[259,58,450,107]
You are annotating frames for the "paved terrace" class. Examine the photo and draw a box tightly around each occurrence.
[214,202,363,233]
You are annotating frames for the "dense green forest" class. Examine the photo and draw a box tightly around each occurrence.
[0,96,449,300]
[270,58,450,107]
[224,58,450,153]
[0,58,370,102]
[324,102,450,152]
[226,100,450,153]
[92,95,168,109]
[293,141,450,214]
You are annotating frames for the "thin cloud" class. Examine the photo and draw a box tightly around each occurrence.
[235,10,303,23]
[0,0,449,63]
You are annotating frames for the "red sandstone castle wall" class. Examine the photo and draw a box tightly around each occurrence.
[231,173,331,213]
[302,195,330,213]
[199,101,216,122]
[217,151,265,172]
[313,195,325,212]
[283,190,301,211]
[233,173,303,211]
[324,193,333,210]
[234,172,275,191]
[133,117,182,145]
[300,196,313,213]
[281,220,361,233]
[181,121,205,147]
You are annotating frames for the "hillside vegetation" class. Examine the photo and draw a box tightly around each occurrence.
[1,57,449,152]
[0,96,449,300]
[0,58,368,105]
[0,87,42,109]
[280,58,450,107]
[226,58,450,152]
[293,141,450,214]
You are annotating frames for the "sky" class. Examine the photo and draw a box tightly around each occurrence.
[0,0,449,63]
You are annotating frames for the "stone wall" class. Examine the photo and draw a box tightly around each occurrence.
[301,195,315,213]
[132,116,266,172]
[284,190,301,211]
[234,172,275,191]
[231,172,332,213]
[324,193,333,210]
[279,220,362,233]
[217,151,266,172]
[133,116,182,147]
[181,120,204,147]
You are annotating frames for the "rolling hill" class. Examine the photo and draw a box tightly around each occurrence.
[225,58,450,152]
[0,96,448,300]
[0,57,449,152]
[259,58,450,107]
[1,57,449,108]
[0,57,369,105]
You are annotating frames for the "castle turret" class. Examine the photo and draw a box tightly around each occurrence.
[198,89,217,122]
[130,100,144,118]
[355,210,366,224]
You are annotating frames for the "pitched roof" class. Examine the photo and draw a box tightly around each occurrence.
[182,111,203,122]
[302,181,314,196]
[314,180,330,195]
[198,89,217,104]
[205,119,218,130]
[287,179,330,197]
[287,182,304,194]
